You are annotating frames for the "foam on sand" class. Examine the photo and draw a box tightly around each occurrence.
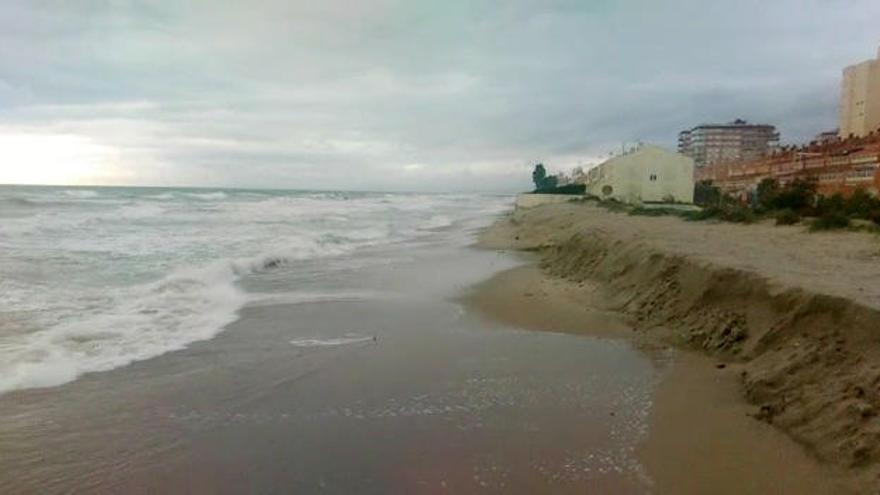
[289,335,375,347]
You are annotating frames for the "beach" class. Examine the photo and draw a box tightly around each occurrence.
[0,227,656,494]
[474,199,880,493]
[2,189,876,493]
[1,188,658,493]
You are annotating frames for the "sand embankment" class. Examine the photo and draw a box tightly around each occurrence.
[479,200,880,492]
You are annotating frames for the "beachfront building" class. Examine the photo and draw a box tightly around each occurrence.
[695,133,880,198]
[678,119,779,167]
[579,144,694,204]
[840,47,880,138]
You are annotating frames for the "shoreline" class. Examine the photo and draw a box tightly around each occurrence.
[467,200,879,493]
[2,221,659,493]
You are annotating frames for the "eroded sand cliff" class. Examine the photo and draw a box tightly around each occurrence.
[480,200,880,491]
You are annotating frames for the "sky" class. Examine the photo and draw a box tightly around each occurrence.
[0,0,878,192]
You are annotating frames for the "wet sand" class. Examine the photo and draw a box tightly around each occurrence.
[2,234,659,494]
[466,263,851,494]
[643,352,848,494]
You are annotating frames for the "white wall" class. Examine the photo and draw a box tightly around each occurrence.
[583,145,694,204]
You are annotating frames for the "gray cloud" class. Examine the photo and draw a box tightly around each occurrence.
[1,0,878,191]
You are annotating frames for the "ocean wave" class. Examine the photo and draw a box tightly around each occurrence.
[186,191,228,200]
[225,246,345,275]
[245,291,382,308]
[0,244,371,395]
[0,257,263,395]
[60,189,100,199]
[0,188,514,394]
[146,192,177,200]
[0,197,39,208]
[116,203,166,219]
[420,214,453,230]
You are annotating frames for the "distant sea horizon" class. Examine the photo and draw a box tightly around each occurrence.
[0,182,523,196]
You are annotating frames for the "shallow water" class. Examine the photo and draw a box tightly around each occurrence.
[0,190,659,493]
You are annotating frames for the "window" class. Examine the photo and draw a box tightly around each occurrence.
[649,174,658,181]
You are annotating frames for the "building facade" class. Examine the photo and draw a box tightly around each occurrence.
[839,47,880,138]
[678,119,779,167]
[579,144,694,204]
[695,133,880,199]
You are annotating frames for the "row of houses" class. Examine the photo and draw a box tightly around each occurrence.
[695,133,880,198]
[688,47,880,199]
[572,132,880,206]
[575,132,880,206]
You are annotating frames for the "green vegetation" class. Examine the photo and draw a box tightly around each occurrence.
[693,179,880,231]
[531,163,559,191]
[531,183,586,195]
[693,180,722,207]
[628,206,682,217]
[810,211,851,231]
[555,172,878,234]
[774,209,801,226]
[609,179,880,233]
[684,204,755,223]
[754,178,779,212]
[528,163,585,194]
[753,178,877,230]
[587,197,629,212]
[763,177,818,213]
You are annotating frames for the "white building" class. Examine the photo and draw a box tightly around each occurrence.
[579,144,694,204]
[840,47,880,138]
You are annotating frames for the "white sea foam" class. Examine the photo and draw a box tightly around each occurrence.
[186,191,228,200]
[146,191,177,200]
[0,186,512,395]
[0,261,246,394]
[421,214,453,230]
[60,189,100,199]
[245,291,382,308]
[289,335,375,347]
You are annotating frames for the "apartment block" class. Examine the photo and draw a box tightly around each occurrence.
[840,47,880,138]
[678,119,779,167]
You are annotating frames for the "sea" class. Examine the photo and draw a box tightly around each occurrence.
[0,185,510,394]
[0,184,658,493]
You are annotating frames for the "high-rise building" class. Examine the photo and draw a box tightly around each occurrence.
[677,119,779,167]
[839,47,880,138]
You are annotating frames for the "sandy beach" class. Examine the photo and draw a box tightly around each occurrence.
[1,215,661,494]
[3,194,877,494]
[3,0,878,492]
[473,199,880,493]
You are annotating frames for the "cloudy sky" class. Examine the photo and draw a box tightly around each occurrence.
[0,0,878,191]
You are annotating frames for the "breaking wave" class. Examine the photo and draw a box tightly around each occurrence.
[0,262,244,394]
[0,186,512,395]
